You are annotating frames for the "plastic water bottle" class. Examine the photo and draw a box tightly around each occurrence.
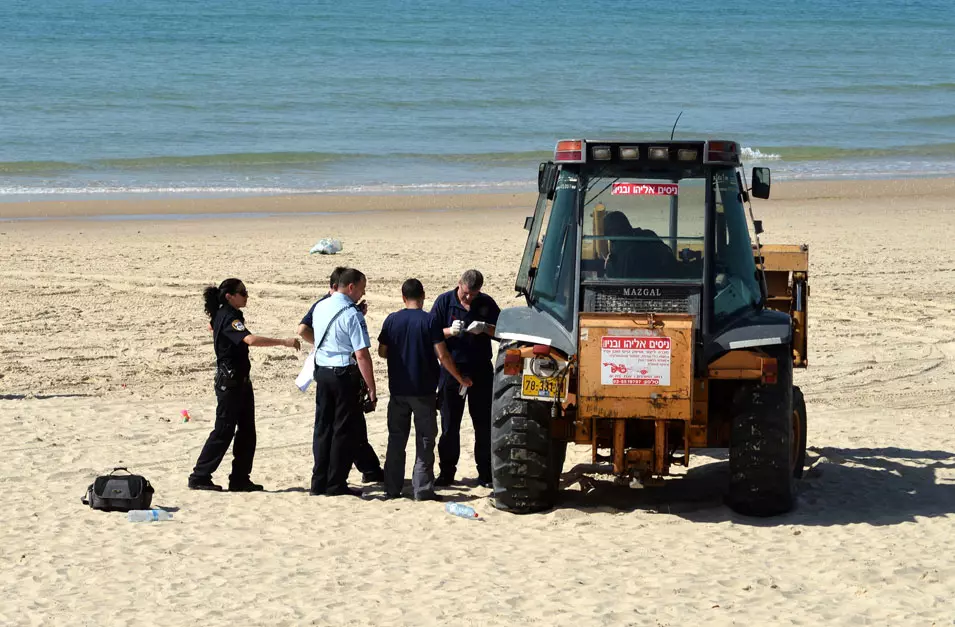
[127,509,173,522]
[445,502,479,520]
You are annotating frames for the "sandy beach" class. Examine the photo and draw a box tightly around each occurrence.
[2,179,955,625]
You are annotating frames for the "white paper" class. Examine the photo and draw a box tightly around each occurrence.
[466,321,486,335]
[296,349,316,392]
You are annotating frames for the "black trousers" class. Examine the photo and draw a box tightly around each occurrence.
[353,411,382,474]
[311,365,380,475]
[191,380,255,483]
[438,361,493,481]
[311,367,364,494]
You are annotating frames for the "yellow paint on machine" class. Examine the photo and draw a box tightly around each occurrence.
[576,313,695,421]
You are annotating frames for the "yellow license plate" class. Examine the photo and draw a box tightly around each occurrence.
[521,374,563,399]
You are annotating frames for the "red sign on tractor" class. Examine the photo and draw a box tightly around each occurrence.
[611,182,679,196]
[601,337,671,351]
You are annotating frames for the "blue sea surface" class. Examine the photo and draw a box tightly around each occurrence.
[1,0,953,200]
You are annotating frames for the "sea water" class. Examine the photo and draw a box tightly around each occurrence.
[1,0,953,201]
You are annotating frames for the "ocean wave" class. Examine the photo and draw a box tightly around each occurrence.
[0,150,553,174]
[3,144,955,202]
[904,114,955,127]
[0,160,92,174]
[0,153,353,174]
[740,147,781,161]
[93,152,362,169]
[745,143,955,162]
[0,179,536,198]
[3,143,953,177]
[782,82,955,96]
[399,151,552,165]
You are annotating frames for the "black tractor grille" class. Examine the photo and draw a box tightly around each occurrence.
[583,285,700,314]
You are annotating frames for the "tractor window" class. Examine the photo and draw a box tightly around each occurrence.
[582,175,705,282]
[530,171,578,330]
[516,189,550,294]
[712,169,761,322]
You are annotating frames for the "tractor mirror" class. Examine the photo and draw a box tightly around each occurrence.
[538,162,559,199]
[752,167,771,199]
[523,216,534,230]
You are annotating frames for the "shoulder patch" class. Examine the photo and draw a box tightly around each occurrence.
[231,320,246,332]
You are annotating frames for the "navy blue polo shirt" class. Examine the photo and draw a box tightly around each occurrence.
[300,293,331,328]
[377,309,444,397]
[429,288,501,367]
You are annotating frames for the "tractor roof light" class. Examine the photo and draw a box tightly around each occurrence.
[620,146,639,160]
[555,140,584,163]
[705,140,740,164]
[648,146,669,160]
[677,148,699,161]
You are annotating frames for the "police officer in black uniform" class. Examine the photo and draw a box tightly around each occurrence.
[189,278,300,492]
[430,269,500,488]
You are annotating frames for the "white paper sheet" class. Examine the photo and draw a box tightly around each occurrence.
[296,349,316,392]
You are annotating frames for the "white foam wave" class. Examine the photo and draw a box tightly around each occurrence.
[740,146,781,161]
[0,185,301,196]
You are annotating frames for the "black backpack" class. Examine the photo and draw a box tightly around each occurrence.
[82,467,154,512]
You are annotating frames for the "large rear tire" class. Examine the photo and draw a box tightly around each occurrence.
[727,350,797,517]
[491,344,566,514]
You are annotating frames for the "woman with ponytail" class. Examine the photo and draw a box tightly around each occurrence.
[188,278,300,492]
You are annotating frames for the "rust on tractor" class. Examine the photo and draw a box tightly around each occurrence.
[577,313,694,421]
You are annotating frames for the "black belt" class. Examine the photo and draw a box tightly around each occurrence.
[316,364,358,376]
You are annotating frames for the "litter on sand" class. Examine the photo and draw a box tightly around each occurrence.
[309,238,343,255]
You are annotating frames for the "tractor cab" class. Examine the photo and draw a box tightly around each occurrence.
[515,139,775,358]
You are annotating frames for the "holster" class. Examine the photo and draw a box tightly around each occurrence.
[215,362,240,390]
[357,375,375,413]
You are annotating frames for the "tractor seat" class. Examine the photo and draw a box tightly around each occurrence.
[606,227,676,279]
